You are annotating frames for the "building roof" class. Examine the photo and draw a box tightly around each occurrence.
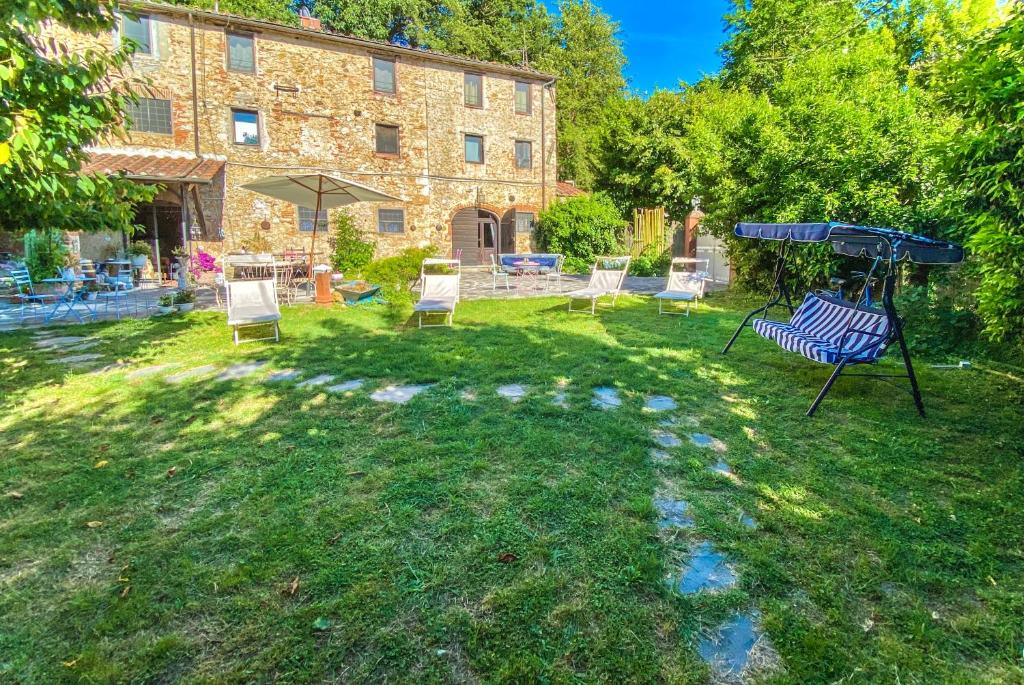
[132,1,556,82]
[83,150,225,184]
[556,181,587,197]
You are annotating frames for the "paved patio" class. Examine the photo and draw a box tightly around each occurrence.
[0,270,724,331]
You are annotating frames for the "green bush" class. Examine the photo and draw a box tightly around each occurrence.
[361,246,437,301]
[536,194,624,274]
[629,243,672,277]
[24,229,69,281]
[330,211,375,276]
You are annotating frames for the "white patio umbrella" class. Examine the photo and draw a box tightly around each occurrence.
[241,173,402,275]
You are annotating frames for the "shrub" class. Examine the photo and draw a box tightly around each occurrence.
[24,229,69,281]
[361,246,437,301]
[173,288,196,305]
[535,194,625,274]
[128,240,151,257]
[330,211,375,275]
[629,243,672,277]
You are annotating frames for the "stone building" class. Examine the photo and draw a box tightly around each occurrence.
[51,2,558,269]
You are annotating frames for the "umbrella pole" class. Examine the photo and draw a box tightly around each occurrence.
[308,177,323,295]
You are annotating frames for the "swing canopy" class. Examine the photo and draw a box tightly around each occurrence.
[734,222,965,265]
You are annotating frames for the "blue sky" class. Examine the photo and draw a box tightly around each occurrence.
[593,0,734,94]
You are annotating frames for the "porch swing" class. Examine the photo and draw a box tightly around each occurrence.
[721,222,965,417]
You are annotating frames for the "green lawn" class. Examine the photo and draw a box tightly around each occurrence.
[1,294,1022,684]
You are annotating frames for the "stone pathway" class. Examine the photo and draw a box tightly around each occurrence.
[266,369,302,382]
[165,365,218,384]
[645,395,678,412]
[691,433,728,453]
[654,497,693,529]
[651,430,683,448]
[674,541,738,594]
[48,353,103,365]
[216,361,269,381]
[327,379,365,394]
[698,611,770,682]
[127,363,178,380]
[592,387,622,410]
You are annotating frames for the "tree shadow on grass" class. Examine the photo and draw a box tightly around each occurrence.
[1,300,1022,683]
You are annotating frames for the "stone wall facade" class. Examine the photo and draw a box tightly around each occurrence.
[49,2,557,266]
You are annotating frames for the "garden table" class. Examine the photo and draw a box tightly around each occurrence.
[39,276,97,323]
[512,259,543,288]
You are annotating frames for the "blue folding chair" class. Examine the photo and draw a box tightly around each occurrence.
[9,268,58,325]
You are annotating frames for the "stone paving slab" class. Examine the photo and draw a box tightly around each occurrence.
[296,374,335,388]
[126,363,178,380]
[35,336,92,348]
[645,395,678,412]
[266,369,302,383]
[217,361,269,381]
[691,433,728,452]
[674,541,738,594]
[592,387,622,410]
[550,391,569,408]
[497,384,527,402]
[49,353,103,364]
[652,430,682,448]
[166,365,218,384]
[654,497,694,529]
[327,379,365,394]
[370,384,432,404]
[650,448,671,464]
[710,459,734,477]
[698,611,764,680]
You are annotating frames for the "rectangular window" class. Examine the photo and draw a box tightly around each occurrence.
[464,73,483,107]
[232,109,259,145]
[122,14,152,54]
[515,212,535,234]
[464,134,484,164]
[375,124,399,155]
[297,206,328,232]
[515,140,532,169]
[378,209,405,234]
[227,32,255,73]
[127,97,172,134]
[373,57,396,94]
[515,81,531,114]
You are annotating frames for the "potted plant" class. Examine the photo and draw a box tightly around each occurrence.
[129,241,152,269]
[173,288,196,312]
[83,281,100,301]
[157,294,176,315]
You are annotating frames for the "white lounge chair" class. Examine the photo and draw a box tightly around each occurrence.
[226,279,281,344]
[654,258,709,316]
[565,256,631,314]
[414,258,460,328]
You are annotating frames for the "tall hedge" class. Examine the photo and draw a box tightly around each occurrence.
[535,194,625,273]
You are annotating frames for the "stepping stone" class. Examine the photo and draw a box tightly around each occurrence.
[297,374,335,388]
[674,541,738,594]
[690,433,727,453]
[645,395,677,412]
[592,387,622,410]
[739,512,757,530]
[497,384,527,402]
[550,391,569,408]
[266,369,302,383]
[166,365,218,383]
[127,363,178,380]
[62,341,102,352]
[371,384,431,404]
[217,360,269,381]
[698,611,763,678]
[49,353,103,364]
[327,379,365,394]
[650,448,671,464]
[35,336,90,348]
[654,498,693,529]
[651,430,682,449]
[89,361,131,375]
[710,459,733,477]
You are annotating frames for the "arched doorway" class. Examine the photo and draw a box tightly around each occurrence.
[451,207,504,266]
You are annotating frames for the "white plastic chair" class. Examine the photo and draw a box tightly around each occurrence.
[489,254,510,292]
[226,279,281,344]
[565,256,631,314]
[654,258,710,316]
[413,258,460,328]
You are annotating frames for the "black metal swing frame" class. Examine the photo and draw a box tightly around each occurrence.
[720,222,965,417]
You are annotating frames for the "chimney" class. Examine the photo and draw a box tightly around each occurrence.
[298,7,321,30]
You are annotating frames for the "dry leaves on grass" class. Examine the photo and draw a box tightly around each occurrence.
[85,521,103,528]
[283,576,300,596]
[94,460,109,469]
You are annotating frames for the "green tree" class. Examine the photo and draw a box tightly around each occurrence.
[0,0,156,234]
[537,0,626,190]
[943,7,1024,342]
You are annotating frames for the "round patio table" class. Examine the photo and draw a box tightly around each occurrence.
[512,259,543,288]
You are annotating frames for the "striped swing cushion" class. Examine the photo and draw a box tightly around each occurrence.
[753,292,891,365]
